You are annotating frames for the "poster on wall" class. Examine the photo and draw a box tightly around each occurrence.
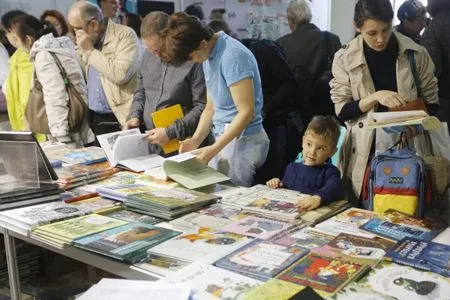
[245,0,290,40]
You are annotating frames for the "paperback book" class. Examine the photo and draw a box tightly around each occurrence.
[148,227,253,264]
[44,146,106,165]
[101,208,163,225]
[243,278,305,300]
[366,261,450,299]
[276,253,369,296]
[385,237,450,277]
[133,254,191,277]
[215,238,309,281]
[331,281,395,300]
[300,200,351,224]
[68,196,120,213]
[223,216,293,240]
[164,262,262,300]
[74,222,181,263]
[273,226,335,250]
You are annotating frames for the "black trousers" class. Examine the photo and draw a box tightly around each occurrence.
[88,109,121,146]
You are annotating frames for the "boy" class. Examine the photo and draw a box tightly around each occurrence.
[267,116,344,211]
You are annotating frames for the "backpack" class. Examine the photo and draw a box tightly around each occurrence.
[364,140,426,217]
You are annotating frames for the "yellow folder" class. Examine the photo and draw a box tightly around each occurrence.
[151,104,184,154]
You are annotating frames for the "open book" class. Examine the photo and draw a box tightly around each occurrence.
[145,152,230,189]
[367,110,441,131]
[97,129,164,172]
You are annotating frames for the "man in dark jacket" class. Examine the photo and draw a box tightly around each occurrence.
[421,0,450,131]
[277,0,341,126]
[395,0,427,44]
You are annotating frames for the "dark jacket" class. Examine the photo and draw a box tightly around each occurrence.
[421,9,450,125]
[241,39,298,124]
[277,23,341,91]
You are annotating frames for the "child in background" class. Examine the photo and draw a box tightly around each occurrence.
[267,116,344,211]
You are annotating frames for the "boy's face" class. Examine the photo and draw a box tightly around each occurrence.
[302,132,336,166]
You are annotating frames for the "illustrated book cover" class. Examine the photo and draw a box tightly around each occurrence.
[223,216,293,240]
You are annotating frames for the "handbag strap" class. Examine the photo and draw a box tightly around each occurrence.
[48,52,82,101]
[423,130,435,156]
[407,50,423,98]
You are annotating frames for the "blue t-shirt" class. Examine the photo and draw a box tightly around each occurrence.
[203,32,263,136]
[282,162,344,205]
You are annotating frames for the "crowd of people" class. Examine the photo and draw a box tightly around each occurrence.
[0,0,449,210]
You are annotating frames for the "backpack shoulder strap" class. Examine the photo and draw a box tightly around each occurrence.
[407,50,423,98]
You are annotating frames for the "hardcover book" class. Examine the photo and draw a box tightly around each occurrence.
[223,216,293,240]
[277,253,369,296]
[366,261,450,299]
[215,238,309,281]
[385,237,450,277]
[164,262,262,300]
[312,233,395,265]
[74,222,181,263]
[148,227,253,264]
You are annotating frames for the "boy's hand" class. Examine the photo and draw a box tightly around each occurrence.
[266,178,283,189]
[297,195,321,211]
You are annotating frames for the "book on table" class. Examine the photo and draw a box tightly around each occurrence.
[367,110,441,131]
[43,145,107,165]
[151,104,184,155]
[132,253,191,277]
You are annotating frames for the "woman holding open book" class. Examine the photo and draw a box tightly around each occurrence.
[330,0,439,205]
[159,12,269,187]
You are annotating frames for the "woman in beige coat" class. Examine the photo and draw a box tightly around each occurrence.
[330,0,439,205]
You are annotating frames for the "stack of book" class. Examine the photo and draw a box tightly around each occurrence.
[55,162,117,190]
[68,196,121,214]
[43,145,107,165]
[31,214,127,249]
[100,208,163,225]
[73,222,181,263]
[0,201,92,236]
[98,184,219,220]
[0,182,61,211]
[299,199,350,224]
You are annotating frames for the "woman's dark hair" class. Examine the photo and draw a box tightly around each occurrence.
[354,0,394,28]
[185,4,205,20]
[40,10,69,36]
[161,12,213,62]
[208,20,232,35]
[125,13,142,37]
[1,10,27,30]
[427,0,450,17]
[13,15,58,45]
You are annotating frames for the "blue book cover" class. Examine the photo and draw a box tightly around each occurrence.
[361,218,438,241]
[215,238,309,281]
[385,237,450,277]
[74,222,181,263]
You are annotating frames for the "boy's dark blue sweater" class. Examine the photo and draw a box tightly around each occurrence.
[282,162,344,205]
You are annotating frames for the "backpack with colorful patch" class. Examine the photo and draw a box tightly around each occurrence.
[365,142,426,217]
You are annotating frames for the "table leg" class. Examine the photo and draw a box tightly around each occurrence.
[4,229,21,300]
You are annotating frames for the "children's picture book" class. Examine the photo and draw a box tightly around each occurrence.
[366,261,450,300]
[73,222,181,263]
[198,203,250,222]
[312,233,395,265]
[44,146,107,165]
[223,216,293,240]
[133,254,191,277]
[273,226,335,250]
[68,196,120,213]
[331,281,396,300]
[277,253,369,296]
[0,201,91,236]
[169,212,235,232]
[332,208,380,227]
[385,237,450,277]
[101,209,162,225]
[164,262,262,300]
[151,104,184,154]
[148,227,253,264]
[215,238,309,281]
[243,278,305,300]
[97,128,164,172]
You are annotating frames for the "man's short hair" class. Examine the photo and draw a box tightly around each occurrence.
[287,0,312,26]
[397,0,426,22]
[79,1,103,22]
[305,116,341,147]
[141,11,169,39]
[1,10,27,30]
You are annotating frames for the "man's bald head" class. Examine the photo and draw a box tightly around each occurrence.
[68,1,103,25]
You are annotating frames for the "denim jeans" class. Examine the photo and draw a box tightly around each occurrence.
[209,129,270,187]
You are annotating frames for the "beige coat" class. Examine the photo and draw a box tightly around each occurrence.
[330,32,439,201]
[79,20,139,126]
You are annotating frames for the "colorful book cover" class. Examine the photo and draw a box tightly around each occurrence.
[164,262,262,300]
[385,237,450,277]
[169,212,234,232]
[366,261,450,299]
[243,278,305,300]
[96,184,158,201]
[102,209,162,224]
[277,253,368,296]
[300,200,350,224]
[223,216,292,240]
[56,162,115,184]
[273,226,335,250]
[134,254,191,277]
[215,238,309,281]
[34,214,127,242]
[334,208,380,227]
[382,209,445,233]
[73,222,181,263]
[148,227,253,264]
[312,233,395,265]
[44,146,106,165]
[198,204,250,221]
[360,218,438,241]
[69,196,120,213]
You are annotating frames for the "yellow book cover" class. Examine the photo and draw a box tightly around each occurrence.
[244,279,305,300]
[151,104,184,154]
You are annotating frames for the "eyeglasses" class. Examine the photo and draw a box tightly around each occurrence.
[71,18,95,32]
